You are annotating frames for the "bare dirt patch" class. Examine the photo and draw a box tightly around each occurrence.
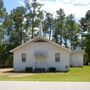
[0,68,33,77]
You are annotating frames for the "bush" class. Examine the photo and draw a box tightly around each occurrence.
[25,67,33,72]
[49,67,56,72]
[34,68,45,72]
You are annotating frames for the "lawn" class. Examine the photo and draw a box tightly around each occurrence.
[0,66,90,81]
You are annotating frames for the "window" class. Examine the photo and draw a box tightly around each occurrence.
[55,53,60,62]
[22,53,26,62]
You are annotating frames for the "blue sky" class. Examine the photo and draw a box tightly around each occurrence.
[3,0,90,19]
[3,0,19,13]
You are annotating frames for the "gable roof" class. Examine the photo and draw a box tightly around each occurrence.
[10,36,71,52]
[71,50,84,54]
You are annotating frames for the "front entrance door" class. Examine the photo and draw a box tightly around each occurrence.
[35,57,46,69]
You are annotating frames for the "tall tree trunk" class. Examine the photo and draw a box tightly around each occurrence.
[64,38,68,48]
[49,25,52,40]
[31,20,34,39]
[60,28,63,45]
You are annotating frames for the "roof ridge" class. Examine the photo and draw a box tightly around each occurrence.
[10,36,71,52]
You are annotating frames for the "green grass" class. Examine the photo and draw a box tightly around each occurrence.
[0,66,90,81]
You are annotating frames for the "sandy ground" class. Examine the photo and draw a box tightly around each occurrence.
[0,68,33,77]
[0,81,90,90]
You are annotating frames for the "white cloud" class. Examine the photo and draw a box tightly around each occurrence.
[18,0,25,6]
[40,0,90,19]
[72,0,90,5]
[18,0,90,19]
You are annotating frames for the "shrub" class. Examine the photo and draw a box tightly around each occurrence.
[49,67,56,72]
[34,68,45,72]
[65,65,68,69]
[25,67,33,72]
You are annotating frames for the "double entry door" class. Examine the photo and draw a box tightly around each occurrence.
[35,56,46,69]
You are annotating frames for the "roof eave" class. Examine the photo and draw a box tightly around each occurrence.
[9,36,43,52]
[10,36,71,53]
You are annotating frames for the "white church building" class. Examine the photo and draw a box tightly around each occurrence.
[10,36,84,72]
[10,22,84,72]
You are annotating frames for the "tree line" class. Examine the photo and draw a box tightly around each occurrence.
[0,0,90,67]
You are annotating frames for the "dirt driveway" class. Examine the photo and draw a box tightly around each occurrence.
[0,68,33,77]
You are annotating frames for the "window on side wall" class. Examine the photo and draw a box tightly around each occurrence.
[22,53,26,62]
[55,53,60,62]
